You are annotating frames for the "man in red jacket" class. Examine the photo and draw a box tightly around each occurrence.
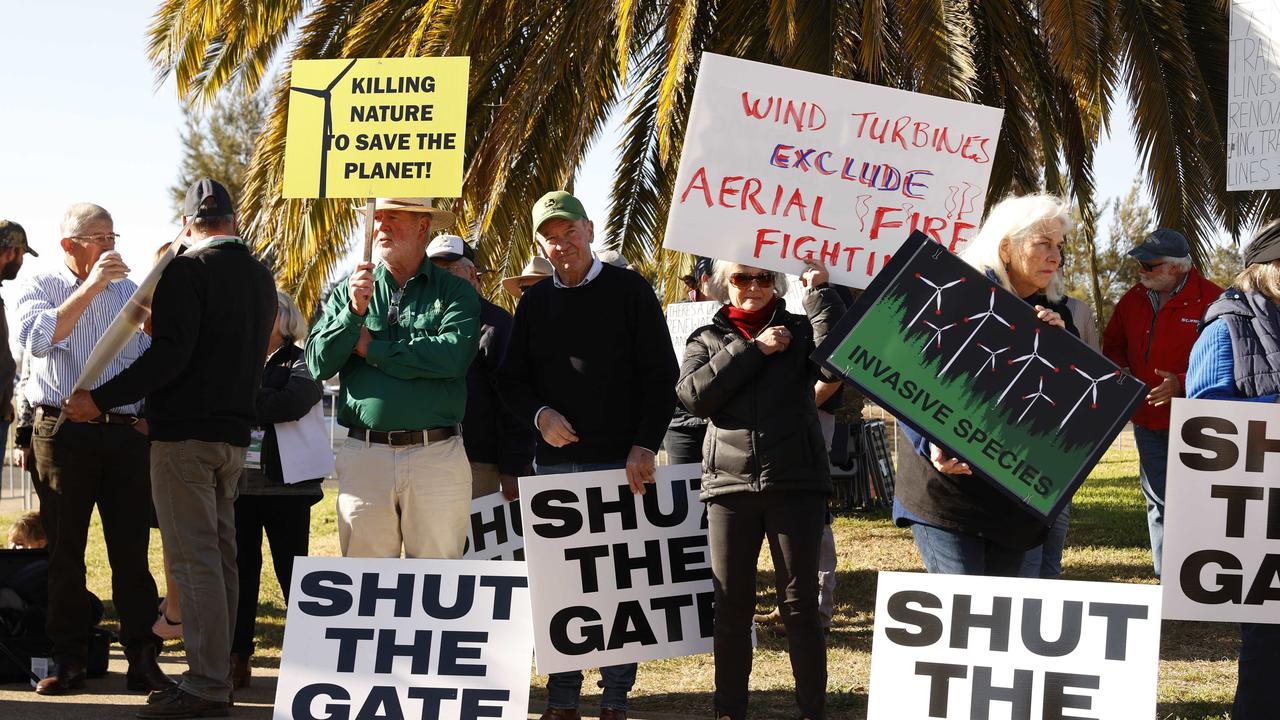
[1102,228,1222,578]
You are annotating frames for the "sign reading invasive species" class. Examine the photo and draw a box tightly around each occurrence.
[813,231,1146,520]
[664,53,1004,288]
[462,493,524,561]
[519,464,713,674]
[868,571,1161,720]
[1229,1,1280,190]
[1164,398,1280,621]
[274,557,532,720]
[282,56,469,199]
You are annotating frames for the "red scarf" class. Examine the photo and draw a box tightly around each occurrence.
[723,297,778,339]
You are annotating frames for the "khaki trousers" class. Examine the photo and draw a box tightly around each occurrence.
[336,434,472,558]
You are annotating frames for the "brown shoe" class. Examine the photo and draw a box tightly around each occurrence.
[598,709,627,720]
[126,643,177,693]
[230,652,251,689]
[35,659,87,695]
[136,688,230,718]
[538,709,581,720]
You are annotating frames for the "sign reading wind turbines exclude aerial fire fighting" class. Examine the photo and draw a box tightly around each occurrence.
[663,53,1004,288]
[282,56,469,199]
[812,231,1147,522]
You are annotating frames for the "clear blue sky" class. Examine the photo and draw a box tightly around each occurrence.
[0,2,1170,303]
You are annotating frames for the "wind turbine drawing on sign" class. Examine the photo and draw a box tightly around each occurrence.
[920,321,956,353]
[998,328,1059,403]
[1017,376,1056,422]
[973,343,1009,375]
[907,274,966,328]
[938,288,1014,377]
[1059,366,1122,428]
[290,58,359,198]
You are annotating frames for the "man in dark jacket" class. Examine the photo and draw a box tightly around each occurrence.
[499,190,678,720]
[65,178,278,718]
[427,233,534,499]
[1102,228,1222,577]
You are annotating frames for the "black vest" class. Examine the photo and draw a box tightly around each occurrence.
[1201,288,1280,398]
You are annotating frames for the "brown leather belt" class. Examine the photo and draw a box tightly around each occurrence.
[347,426,456,447]
[38,405,141,426]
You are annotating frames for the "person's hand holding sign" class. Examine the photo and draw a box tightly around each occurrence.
[62,389,101,423]
[536,408,578,447]
[1033,305,1066,329]
[1146,369,1181,407]
[930,442,971,475]
[626,445,657,495]
[348,262,375,316]
[799,256,829,288]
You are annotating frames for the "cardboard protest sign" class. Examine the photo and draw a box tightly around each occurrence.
[868,571,1161,720]
[462,493,524,561]
[282,56,469,199]
[664,53,1004,288]
[1228,1,1280,190]
[519,464,713,673]
[667,301,720,362]
[813,231,1146,520]
[275,557,532,720]
[1164,398,1280,622]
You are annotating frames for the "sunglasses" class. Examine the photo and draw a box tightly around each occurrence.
[728,272,775,289]
[1137,260,1165,272]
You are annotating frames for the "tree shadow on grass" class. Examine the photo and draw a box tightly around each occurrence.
[1160,619,1240,663]
[1155,700,1231,720]
[628,688,867,719]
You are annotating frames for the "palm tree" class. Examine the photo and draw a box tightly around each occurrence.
[147,0,1274,313]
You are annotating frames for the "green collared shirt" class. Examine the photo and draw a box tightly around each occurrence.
[306,257,480,431]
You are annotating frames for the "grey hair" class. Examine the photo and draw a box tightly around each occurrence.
[1161,255,1194,273]
[959,193,1072,302]
[275,290,308,346]
[60,203,112,237]
[705,260,789,303]
[1234,261,1280,304]
[191,215,235,236]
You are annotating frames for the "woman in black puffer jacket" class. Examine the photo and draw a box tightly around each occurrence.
[676,258,844,720]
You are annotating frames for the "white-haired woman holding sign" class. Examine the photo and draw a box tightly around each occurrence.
[676,257,844,720]
[1185,221,1280,720]
[894,194,1086,577]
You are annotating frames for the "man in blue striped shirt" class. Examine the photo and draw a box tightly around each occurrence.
[15,202,170,696]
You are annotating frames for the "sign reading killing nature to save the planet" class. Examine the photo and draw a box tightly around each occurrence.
[663,53,1005,288]
[813,232,1146,520]
[282,56,469,199]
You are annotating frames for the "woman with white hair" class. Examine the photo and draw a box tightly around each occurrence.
[229,290,325,688]
[1185,221,1280,720]
[893,194,1085,576]
[677,257,844,720]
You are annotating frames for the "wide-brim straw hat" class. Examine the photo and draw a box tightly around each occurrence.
[370,198,456,231]
[502,255,555,297]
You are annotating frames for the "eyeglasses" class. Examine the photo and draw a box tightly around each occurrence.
[729,272,775,289]
[387,286,407,326]
[1137,260,1165,272]
[69,233,120,245]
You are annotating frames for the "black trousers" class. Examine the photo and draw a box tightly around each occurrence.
[231,493,314,656]
[32,417,158,662]
[663,424,706,466]
[707,490,827,720]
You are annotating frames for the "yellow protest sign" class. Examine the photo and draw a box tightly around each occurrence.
[282,56,469,199]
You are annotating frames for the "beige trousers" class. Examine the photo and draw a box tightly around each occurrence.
[335,434,472,558]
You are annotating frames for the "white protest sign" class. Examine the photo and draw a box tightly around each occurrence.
[1164,398,1280,621]
[667,301,720,362]
[520,464,712,674]
[665,53,1004,288]
[868,571,1161,720]
[1229,1,1280,190]
[463,493,524,561]
[274,557,532,720]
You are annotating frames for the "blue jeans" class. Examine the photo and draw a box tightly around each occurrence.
[910,523,1027,577]
[1132,426,1169,578]
[1234,622,1280,719]
[535,460,638,712]
[1019,503,1071,579]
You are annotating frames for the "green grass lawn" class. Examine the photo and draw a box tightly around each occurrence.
[0,445,1239,719]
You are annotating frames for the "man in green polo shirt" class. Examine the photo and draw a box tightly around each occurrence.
[307,197,480,558]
